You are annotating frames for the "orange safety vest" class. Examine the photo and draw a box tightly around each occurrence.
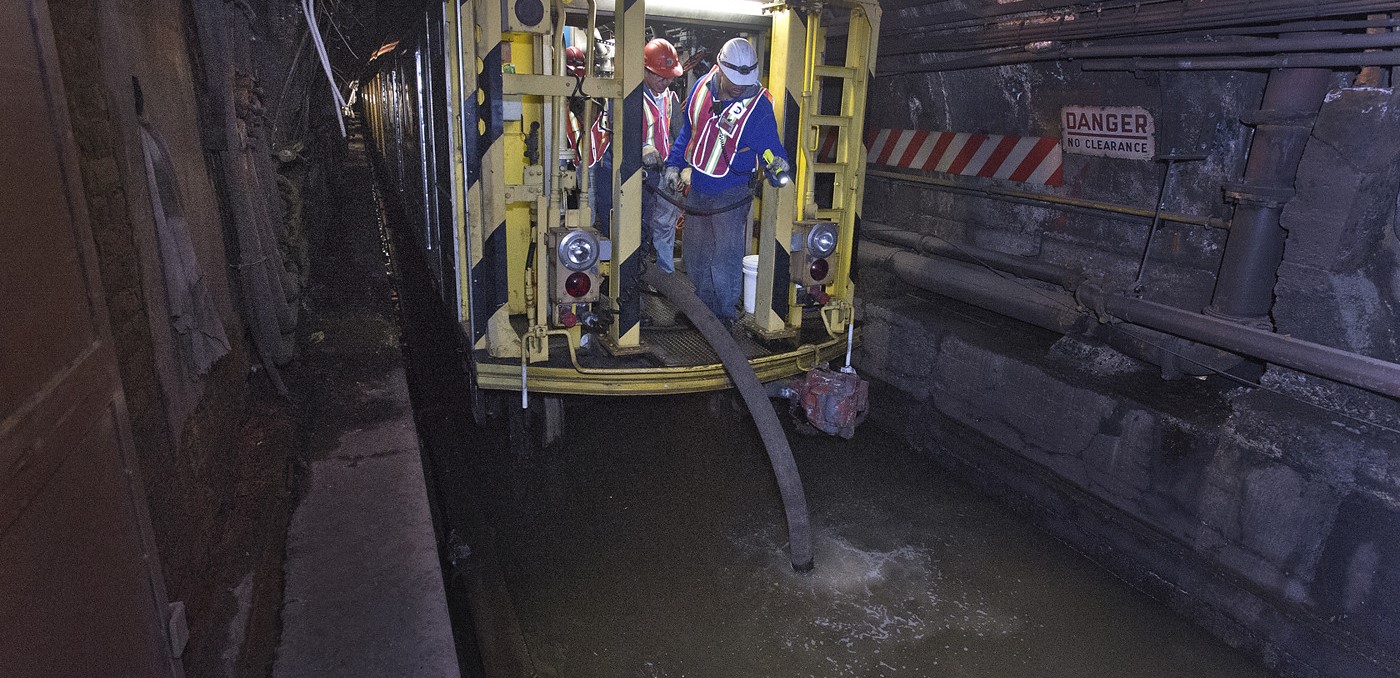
[643,87,675,152]
[683,67,770,178]
[568,109,610,168]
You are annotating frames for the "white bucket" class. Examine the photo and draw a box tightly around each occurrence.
[742,255,760,314]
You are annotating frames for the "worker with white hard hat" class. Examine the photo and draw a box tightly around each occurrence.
[663,37,791,323]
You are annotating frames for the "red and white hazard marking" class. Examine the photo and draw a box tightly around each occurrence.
[815,127,1063,186]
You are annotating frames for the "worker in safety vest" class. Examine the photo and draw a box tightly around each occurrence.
[563,45,612,228]
[640,38,683,273]
[564,46,609,169]
[663,37,790,322]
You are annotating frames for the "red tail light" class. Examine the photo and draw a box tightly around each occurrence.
[565,272,592,298]
[809,258,830,281]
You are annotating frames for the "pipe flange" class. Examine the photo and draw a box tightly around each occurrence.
[1075,283,1112,322]
[1222,180,1294,208]
[1202,304,1275,331]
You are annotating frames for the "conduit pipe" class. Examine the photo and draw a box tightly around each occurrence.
[1207,66,1332,325]
[863,227,1084,291]
[859,241,1400,401]
[1081,52,1400,71]
[865,169,1227,230]
[881,0,1400,56]
[858,240,1232,377]
[1078,285,1400,400]
[859,241,1086,335]
[888,32,1400,74]
[302,0,347,137]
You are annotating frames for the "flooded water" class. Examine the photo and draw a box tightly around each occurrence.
[383,191,1269,678]
[446,392,1269,678]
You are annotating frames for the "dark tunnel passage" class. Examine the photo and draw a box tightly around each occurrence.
[7,0,1400,677]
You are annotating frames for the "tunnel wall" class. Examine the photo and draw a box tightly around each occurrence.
[45,0,325,674]
[857,60,1400,678]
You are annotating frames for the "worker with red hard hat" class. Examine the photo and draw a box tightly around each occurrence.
[564,45,586,78]
[564,45,607,168]
[639,38,683,273]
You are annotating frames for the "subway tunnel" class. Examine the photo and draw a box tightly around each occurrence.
[5,0,1400,677]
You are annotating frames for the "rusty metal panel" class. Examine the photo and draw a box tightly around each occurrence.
[0,2,180,676]
[0,8,98,417]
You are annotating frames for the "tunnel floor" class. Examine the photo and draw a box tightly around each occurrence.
[374,159,1270,678]
[454,394,1271,678]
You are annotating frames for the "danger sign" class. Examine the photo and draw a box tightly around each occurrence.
[1061,106,1155,160]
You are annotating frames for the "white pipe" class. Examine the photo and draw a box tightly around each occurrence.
[842,320,855,373]
[521,349,530,409]
[303,0,347,137]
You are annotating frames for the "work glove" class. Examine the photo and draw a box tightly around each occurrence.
[767,155,791,178]
[642,144,662,168]
[663,165,682,193]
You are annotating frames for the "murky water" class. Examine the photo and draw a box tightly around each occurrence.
[458,393,1270,678]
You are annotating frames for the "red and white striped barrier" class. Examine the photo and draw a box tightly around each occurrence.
[816,127,1063,187]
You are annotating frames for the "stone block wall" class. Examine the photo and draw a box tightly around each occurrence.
[863,65,1262,309]
[858,294,1400,677]
[859,56,1400,677]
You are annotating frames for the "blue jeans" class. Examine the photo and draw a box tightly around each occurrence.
[683,184,753,320]
[643,171,681,273]
[591,151,613,235]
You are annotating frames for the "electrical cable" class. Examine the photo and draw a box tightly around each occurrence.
[303,0,347,137]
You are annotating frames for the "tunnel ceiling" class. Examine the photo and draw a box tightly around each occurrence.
[878,0,1400,64]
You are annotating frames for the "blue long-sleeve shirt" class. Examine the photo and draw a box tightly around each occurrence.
[666,77,788,195]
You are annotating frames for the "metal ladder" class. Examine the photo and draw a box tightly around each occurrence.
[796,4,878,311]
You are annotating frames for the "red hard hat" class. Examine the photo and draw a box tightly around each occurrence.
[644,38,682,79]
[564,45,586,77]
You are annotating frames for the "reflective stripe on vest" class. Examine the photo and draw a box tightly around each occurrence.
[684,68,769,178]
[586,113,610,167]
[569,110,610,167]
[643,88,674,152]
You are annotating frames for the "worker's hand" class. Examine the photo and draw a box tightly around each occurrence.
[642,144,662,167]
[767,155,790,177]
[663,165,681,193]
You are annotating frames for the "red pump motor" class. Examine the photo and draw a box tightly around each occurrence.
[792,366,869,439]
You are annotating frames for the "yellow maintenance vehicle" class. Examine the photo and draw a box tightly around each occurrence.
[362,0,880,571]
[363,0,879,403]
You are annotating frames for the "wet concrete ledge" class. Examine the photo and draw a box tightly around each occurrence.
[273,366,460,677]
[272,128,460,677]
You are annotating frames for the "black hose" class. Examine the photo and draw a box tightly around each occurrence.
[642,177,756,216]
[640,265,815,572]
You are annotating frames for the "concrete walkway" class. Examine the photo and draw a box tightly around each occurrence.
[272,368,459,678]
[272,128,460,677]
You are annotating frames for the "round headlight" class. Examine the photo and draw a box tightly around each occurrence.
[808,223,838,258]
[558,230,600,271]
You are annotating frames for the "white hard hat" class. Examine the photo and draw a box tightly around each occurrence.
[717,38,759,86]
